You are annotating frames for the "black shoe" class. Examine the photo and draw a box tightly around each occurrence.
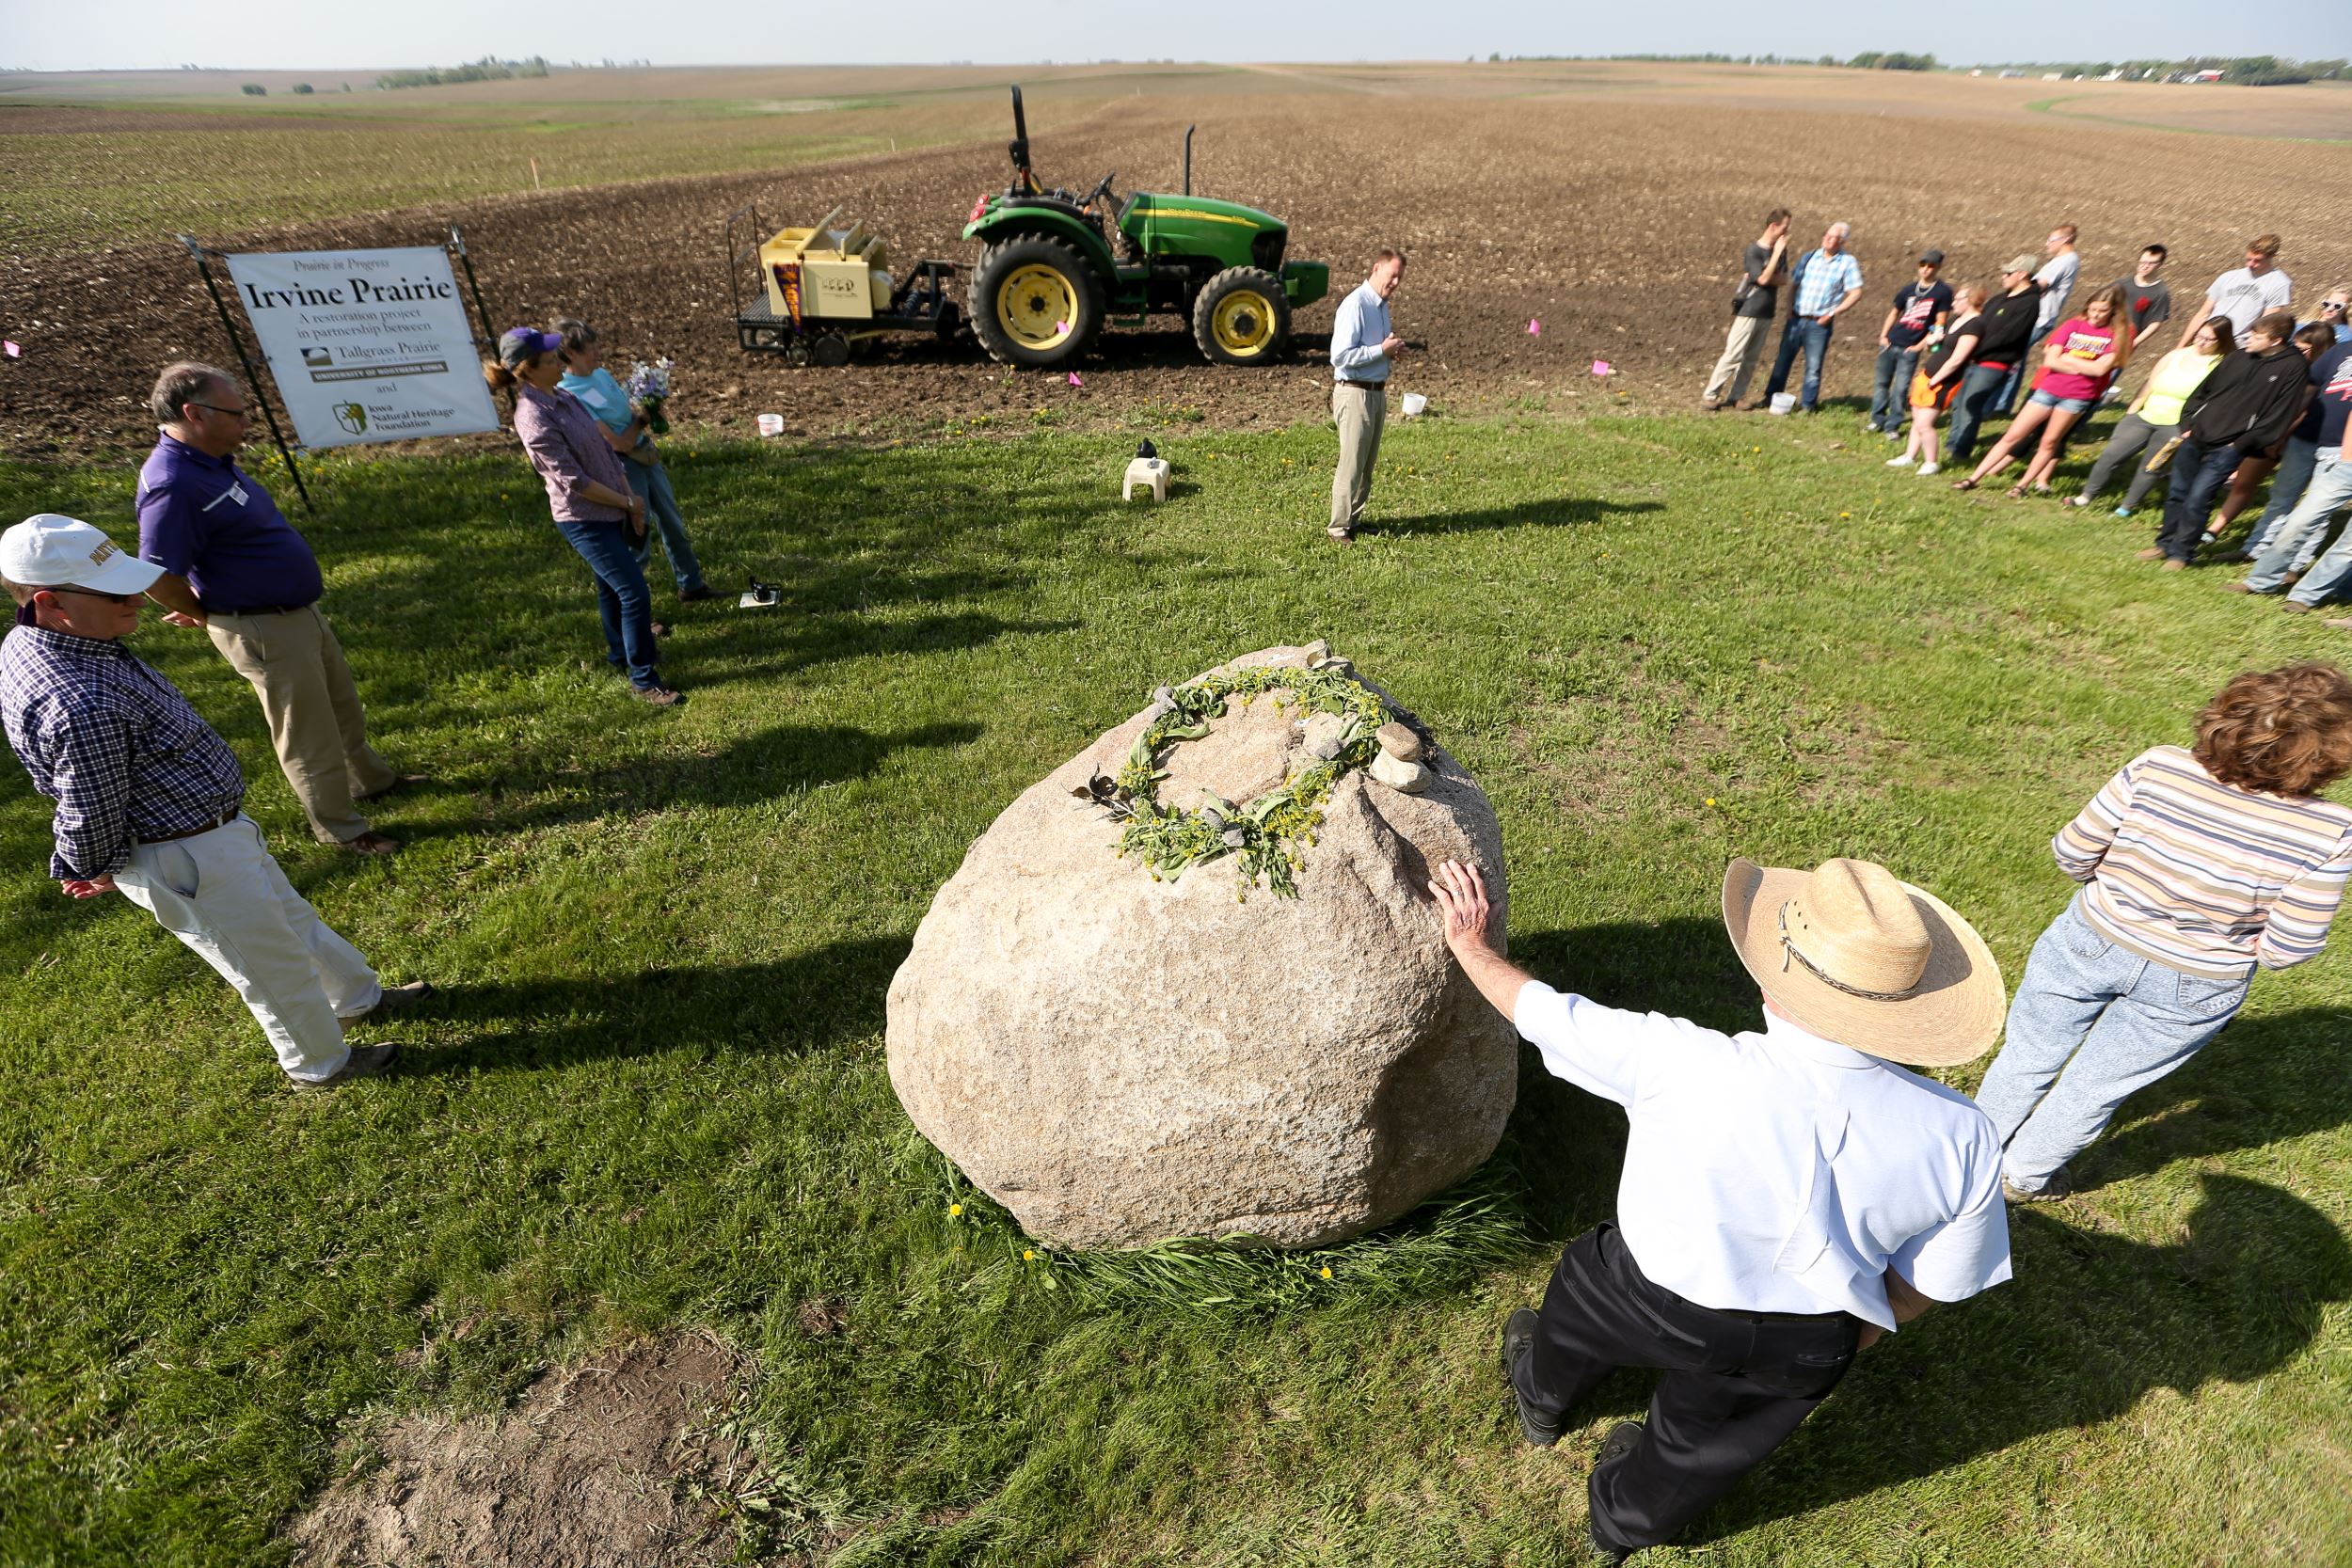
[678,585,720,603]
[1502,1307,1561,1447]
[345,980,433,1024]
[1587,1421,1646,1562]
[291,1040,403,1090]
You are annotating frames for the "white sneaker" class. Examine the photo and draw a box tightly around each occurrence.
[1917,461,1941,476]
[1885,454,1915,467]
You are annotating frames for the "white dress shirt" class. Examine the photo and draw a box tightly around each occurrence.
[1513,981,2012,1332]
[1329,281,1392,383]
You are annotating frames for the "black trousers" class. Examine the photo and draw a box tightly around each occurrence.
[1512,1224,1861,1552]
[2155,438,2245,562]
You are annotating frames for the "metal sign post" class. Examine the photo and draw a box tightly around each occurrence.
[177,234,314,514]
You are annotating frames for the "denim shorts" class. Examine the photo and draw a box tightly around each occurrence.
[2029,389,2095,415]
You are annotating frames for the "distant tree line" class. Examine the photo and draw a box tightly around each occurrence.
[1971,55,2345,84]
[375,55,549,90]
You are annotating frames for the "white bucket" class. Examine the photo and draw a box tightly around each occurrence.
[756,413,784,437]
[1769,393,1797,416]
[1400,391,1428,419]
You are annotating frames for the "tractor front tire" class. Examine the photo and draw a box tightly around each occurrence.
[971,237,1102,370]
[1192,267,1291,366]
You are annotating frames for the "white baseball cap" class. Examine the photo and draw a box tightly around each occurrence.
[2,515,164,596]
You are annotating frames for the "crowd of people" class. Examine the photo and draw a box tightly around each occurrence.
[1701,221,2352,603]
[8,242,2352,1560]
[0,334,718,1086]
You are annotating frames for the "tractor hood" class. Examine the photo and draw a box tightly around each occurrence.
[1117,192,1284,233]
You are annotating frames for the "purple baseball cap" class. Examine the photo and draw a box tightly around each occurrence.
[499,327,564,366]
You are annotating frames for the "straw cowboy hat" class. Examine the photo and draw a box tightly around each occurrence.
[1722,857,2005,1067]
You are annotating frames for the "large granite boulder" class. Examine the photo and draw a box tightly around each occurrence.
[885,642,1516,1249]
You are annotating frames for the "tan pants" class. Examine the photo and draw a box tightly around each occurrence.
[1331,382,1386,533]
[1704,315,1770,406]
[207,606,396,845]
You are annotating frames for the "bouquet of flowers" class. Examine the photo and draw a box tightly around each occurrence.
[624,357,675,436]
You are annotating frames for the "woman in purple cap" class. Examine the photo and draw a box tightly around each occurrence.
[485,328,682,706]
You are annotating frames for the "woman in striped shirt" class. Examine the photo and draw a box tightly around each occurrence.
[1976,663,2352,1199]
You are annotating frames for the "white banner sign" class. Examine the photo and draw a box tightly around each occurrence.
[224,246,500,449]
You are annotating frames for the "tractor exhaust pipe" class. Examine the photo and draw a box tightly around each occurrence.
[1183,124,1195,195]
[1009,86,1035,192]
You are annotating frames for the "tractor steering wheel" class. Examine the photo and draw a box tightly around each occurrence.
[1082,172,1117,212]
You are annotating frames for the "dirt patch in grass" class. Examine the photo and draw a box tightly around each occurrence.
[286,1333,749,1568]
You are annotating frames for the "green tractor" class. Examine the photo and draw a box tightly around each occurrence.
[963,87,1329,370]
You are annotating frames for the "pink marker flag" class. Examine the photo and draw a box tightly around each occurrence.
[2,341,17,358]
[1591,359,1613,376]
[1528,318,1541,335]
[1068,372,1084,388]
[1056,320,1069,334]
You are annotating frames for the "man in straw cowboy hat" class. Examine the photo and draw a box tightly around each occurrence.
[1425,856,2013,1561]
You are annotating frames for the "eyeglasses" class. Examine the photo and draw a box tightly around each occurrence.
[46,585,145,607]
[191,403,250,420]
[2322,301,2349,314]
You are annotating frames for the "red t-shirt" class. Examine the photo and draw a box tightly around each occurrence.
[2035,318,2122,402]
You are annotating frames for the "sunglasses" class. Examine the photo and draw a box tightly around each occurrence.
[2322,301,2349,314]
[47,585,145,607]
[191,403,251,420]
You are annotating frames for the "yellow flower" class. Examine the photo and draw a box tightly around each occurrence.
[1751,446,1760,453]
[948,1203,963,1217]
[1840,512,1851,519]
[1319,1265,1333,1280]
[1023,1248,1036,1261]
[1705,797,1718,806]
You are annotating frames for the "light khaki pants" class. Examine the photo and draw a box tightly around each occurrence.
[1331,381,1386,533]
[111,816,381,1082]
[207,605,396,845]
[1704,316,1770,405]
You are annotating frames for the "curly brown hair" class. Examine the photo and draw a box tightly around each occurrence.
[2193,663,2352,797]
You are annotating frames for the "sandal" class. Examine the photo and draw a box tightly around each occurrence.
[1952,478,1979,492]
[2006,485,2028,500]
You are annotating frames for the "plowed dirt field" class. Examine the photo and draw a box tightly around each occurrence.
[7,76,2350,458]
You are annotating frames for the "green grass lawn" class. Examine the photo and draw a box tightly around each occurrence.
[2,406,2349,1566]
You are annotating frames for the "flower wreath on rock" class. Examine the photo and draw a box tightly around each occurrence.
[1072,657,1434,899]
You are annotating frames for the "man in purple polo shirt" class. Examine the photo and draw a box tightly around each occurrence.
[136,363,417,854]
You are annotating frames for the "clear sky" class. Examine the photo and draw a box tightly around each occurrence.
[0,0,2340,72]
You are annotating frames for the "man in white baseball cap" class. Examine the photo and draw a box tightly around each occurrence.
[0,514,427,1088]
[1426,854,2014,1561]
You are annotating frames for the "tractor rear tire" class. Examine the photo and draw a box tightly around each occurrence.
[1192,266,1291,366]
[971,236,1102,370]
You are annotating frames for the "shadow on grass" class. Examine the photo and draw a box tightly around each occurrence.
[480,719,985,827]
[1699,1171,2350,1537]
[2081,1006,2352,1186]
[398,934,913,1075]
[696,611,1082,687]
[1374,498,1664,538]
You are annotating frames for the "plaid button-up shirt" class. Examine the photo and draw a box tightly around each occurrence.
[0,626,245,879]
[1791,248,1865,319]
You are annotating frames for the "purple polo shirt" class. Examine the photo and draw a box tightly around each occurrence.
[135,435,324,614]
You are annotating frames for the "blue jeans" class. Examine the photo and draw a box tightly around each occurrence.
[1973,896,2249,1191]
[624,456,707,594]
[1763,317,1832,411]
[1942,362,2010,466]
[1868,343,1921,431]
[2251,454,2352,603]
[2154,439,2245,562]
[2241,436,2321,561]
[556,518,661,689]
[1995,327,2051,414]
